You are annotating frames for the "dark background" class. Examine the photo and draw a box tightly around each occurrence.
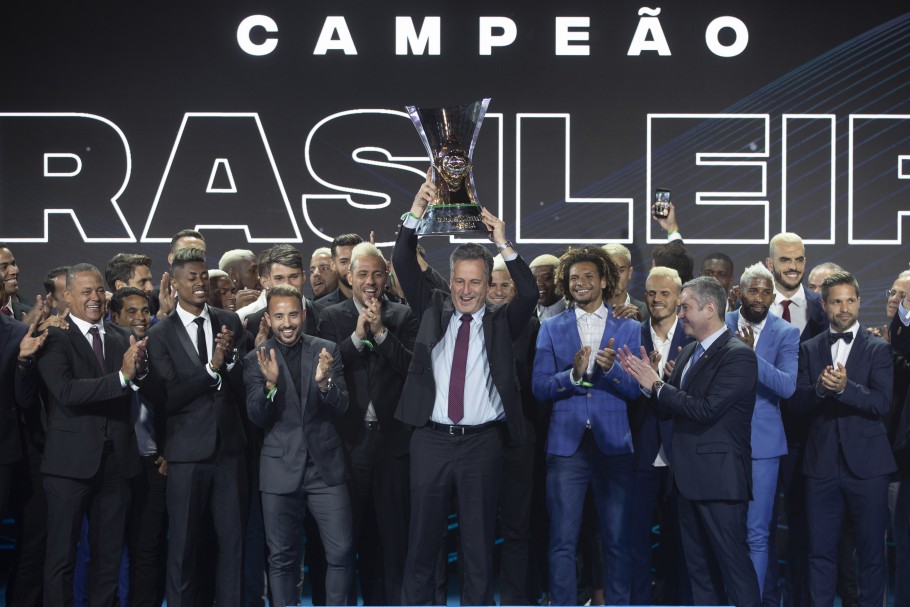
[1,1,909,321]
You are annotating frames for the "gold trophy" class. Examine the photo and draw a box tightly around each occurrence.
[405,98,491,235]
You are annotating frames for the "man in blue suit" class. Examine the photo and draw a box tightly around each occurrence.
[618,276,761,607]
[726,263,799,597]
[792,271,894,607]
[532,245,641,605]
[629,266,692,604]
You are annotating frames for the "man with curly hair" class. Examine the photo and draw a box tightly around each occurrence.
[531,245,642,605]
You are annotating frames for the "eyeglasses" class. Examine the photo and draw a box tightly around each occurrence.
[886,289,907,299]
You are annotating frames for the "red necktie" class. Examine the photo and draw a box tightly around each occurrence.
[448,314,472,424]
[88,325,105,372]
[780,299,792,323]
[0,305,11,317]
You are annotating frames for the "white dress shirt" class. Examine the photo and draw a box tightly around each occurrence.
[575,303,609,378]
[771,285,808,335]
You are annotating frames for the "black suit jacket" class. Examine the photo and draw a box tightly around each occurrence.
[0,314,32,465]
[391,224,538,441]
[313,288,346,315]
[244,335,349,490]
[146,305,247,462]
[782,288,830,446]
[651,328,757,501]
[37,320,141,479]
[792,327,896,479]
[317,297,418,457]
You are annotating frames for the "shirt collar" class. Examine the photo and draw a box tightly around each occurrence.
[575,302,610,321]
[737,310,767,332]
[774,284,806,306]
[650,319,676,343]
[455,305,486,324]
[175,302,211,328]
[68,313,104,337]
[830,321,860,338]
[698,325,728,351]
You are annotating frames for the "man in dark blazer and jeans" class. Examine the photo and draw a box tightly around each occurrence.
[393,175,537,605]
[618,276,761,607]
[146,248,247,607]
[245,284,352,606]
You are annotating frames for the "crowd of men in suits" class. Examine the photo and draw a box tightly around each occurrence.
[0,172,909,607]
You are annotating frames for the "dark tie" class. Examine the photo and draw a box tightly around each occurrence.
[681,343,704,388]
[828,331,854,345]
[194,317,208,366]
[88,325,105,372]
[448,314,472,425]
[780,299,792,323]
[0,305,11,317]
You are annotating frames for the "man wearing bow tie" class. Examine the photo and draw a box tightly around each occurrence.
[792,271,895,607]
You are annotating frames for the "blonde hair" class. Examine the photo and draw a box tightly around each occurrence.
[646,266,682,291]
[349,242,386,271]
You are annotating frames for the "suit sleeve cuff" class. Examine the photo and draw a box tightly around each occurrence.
[402,214,420,229]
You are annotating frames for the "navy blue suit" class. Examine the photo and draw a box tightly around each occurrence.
[532,307,640,605]
[651,327,761,607]
[726,311,798,596]
[629,319,691,604]
[793,327,894,607]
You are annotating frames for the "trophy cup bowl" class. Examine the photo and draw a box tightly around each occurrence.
[405,98,491,236]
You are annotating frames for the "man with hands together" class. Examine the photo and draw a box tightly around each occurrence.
[531,245,641,606]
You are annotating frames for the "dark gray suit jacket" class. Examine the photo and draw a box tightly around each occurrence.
[244,335,348,492]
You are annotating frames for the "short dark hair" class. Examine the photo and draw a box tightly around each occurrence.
[449,243,494,281]
[170,247,207,273]
[331,234,363,258]
[105,253,152,291]
[266,284,303,306]
[44,266,69,295]
[110,287,149,316]
[265,244,303,275]
[256,248,273,277]
[652,241,695,283]
[65,263,103,289]
[821,271,860,302]
[556,245,619,305]
[681,276,727,321]
[702,251,733,270]
[169,229,205,253]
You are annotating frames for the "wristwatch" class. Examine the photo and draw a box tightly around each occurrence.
[320,376,333,393]
[495,240,514,252]
[652,380,665,393]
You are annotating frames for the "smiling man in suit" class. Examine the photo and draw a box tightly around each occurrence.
[792,271,894,607]
[317,242,417,605]
[618,275,761,607]
[245,284,352,606]
[532,245,641,605]
[394,175,537,605]
[726,263,799,597]
[145,247,247,607]
[629,266,692,604]
[38,263,149,606]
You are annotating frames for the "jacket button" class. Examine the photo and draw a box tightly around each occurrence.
[587,393,592,398]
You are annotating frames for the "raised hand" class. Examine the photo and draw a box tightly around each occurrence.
[157,272,174,319]
[255,315,270,347]
[211,324,235,369]
[18,323,48,360]
[653,201,678,233]
[315,347,333,390]
[410,167,436,218]
[573,346,591,382]
[364,298,384,337]
[616,344,661,389]
[22,294,48,327]
[735,324,755,348]
[256,346,280,388]
[480,207,507,247]
[595,338,617,372]
[612,304,643,321]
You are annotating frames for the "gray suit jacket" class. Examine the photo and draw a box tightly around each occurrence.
[244,335,348,492]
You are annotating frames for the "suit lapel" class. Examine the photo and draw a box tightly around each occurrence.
[271,339,301,418]
[669,320,688,361]
[843,326,866,369]
[168,312,200,365]
[816,331,834,368]
[0,316,14,369]
[682,329,730,389]
[102,322,123,373]
[440,298,456,336]
[669,341,696,388]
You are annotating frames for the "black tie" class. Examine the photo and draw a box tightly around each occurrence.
[88,325,105,372]
[828,331,854,345]
[194,317,208,366]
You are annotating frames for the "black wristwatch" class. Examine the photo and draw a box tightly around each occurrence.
[652,380,665,393]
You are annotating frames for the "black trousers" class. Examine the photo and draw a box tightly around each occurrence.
[128,455,168,607]
[7,451,47,607]
[166,448,247,607]
[402,425,503,606]
[43,448,130,607]
[498,439,534,606]
[347,428,410,605]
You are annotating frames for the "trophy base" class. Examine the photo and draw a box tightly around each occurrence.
[416,204,488,236]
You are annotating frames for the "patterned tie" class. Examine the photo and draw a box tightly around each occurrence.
[88,326,105,372]
[780,299,792,323]
[194,317,208,366]
[447,314,472,425]
[0,305,11,317]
